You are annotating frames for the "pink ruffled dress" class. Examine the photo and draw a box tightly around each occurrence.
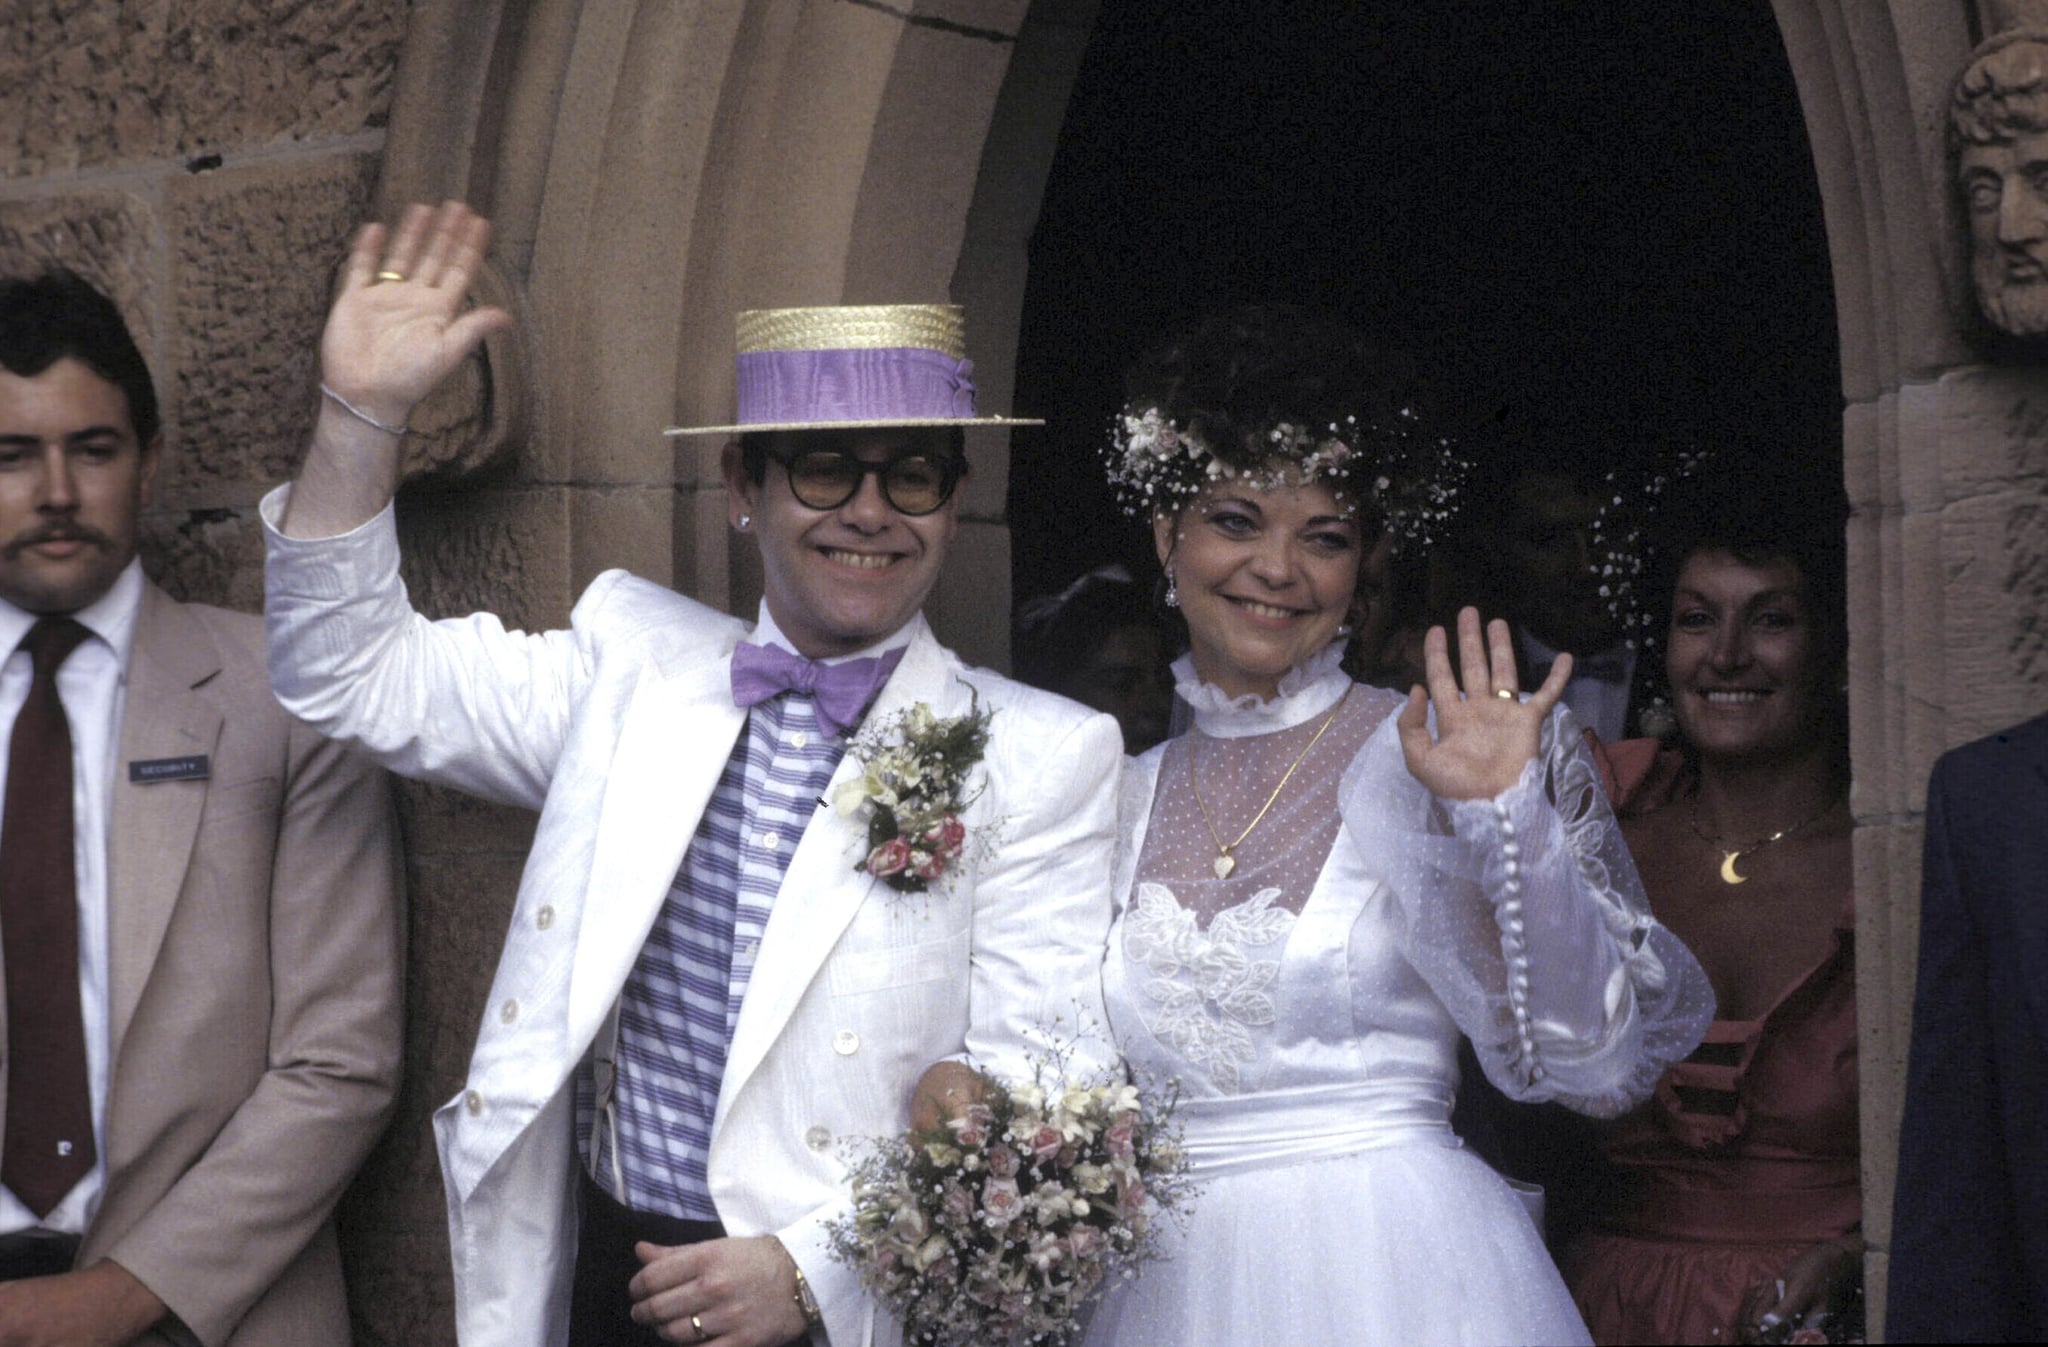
[1560,895,1859,1345]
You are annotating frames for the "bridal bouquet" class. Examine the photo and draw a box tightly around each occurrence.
[828,1064,1192,1347]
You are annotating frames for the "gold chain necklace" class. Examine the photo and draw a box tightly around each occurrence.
[1190,686,1350,881]
[1689,793,1841,886]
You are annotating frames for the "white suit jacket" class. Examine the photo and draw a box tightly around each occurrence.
[262,500,1119,1347]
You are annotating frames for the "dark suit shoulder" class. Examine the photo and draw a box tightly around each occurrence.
[1931,713,2048,804]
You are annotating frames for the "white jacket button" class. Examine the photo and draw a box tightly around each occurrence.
[500,998,519,1024]
[535,905,555,930]
[805,1125,832,1151]
[465,1090,484,1116]
[832,1029,860,1056]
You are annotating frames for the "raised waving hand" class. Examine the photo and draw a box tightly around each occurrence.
[282,201,513,538]
[1397,607,1572,801]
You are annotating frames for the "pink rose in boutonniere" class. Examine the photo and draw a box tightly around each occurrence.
[834,694,995,895]
[867,837,913,878]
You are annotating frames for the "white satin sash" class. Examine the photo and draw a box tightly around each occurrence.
[1172,1078,1459,1179]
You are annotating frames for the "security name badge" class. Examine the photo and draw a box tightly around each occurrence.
[129,754,210,784]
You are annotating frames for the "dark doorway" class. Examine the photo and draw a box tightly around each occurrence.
[1008,3,1838,610]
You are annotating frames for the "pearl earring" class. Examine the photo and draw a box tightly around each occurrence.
[737,514,751,531]
[1163,566,1179,608]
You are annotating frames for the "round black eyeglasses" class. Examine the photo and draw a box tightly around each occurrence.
[771,449,961,516]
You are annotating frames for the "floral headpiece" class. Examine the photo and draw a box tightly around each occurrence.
[1103,402,1467,552]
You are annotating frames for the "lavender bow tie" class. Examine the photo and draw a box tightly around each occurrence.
[729,641,904,738]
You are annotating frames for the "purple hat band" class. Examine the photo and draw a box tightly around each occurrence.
[735,346,978,425]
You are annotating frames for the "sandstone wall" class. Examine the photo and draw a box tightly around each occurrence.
[0,2,407,609]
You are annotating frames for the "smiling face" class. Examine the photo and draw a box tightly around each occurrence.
[1155,476,1365,700]
[1666,548,1833,765]
[0,357,159,615]
[724,427,961,658]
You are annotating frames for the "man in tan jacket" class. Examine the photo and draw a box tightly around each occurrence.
[0,268,403,1346]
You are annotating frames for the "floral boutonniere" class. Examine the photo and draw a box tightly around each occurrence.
[833,694,994,893]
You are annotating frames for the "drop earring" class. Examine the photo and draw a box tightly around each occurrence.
[1163,565,1179,608]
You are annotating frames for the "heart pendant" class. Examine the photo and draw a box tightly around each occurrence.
[1212,853,1236,880]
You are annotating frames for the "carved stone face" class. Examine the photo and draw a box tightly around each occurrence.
[1961,129,2048,335]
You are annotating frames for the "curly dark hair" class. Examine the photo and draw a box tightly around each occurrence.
[1124,305,1422,463]
[1112,305,1461,546]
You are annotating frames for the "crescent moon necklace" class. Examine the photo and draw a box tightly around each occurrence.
[1689,793,1842,885]
[1191,686,1350,881]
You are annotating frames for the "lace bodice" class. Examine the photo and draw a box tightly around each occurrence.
[1135,646,1395,925]
[1105,644,1714,1116]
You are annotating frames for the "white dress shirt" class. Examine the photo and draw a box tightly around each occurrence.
[0,559,144,1236]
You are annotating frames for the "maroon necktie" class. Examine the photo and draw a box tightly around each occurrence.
[1,617,96,1216]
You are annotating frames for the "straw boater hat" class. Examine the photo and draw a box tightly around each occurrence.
[664,303,1043,437]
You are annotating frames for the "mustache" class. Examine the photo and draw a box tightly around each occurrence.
[3,524,114,560]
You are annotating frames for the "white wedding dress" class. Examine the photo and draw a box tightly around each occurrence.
[1083,646,1712,1347]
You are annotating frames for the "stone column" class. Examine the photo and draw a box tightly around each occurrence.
[1772,4,2048,1335]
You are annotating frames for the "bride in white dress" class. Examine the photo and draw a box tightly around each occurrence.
[1081,309,1713,1346]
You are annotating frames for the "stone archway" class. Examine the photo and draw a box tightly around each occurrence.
[1768,1,2048,1332]
[344,1,2048,1339]
[12,0,2018,1337]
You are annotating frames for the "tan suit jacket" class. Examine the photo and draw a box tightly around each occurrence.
[0,583,404,1346]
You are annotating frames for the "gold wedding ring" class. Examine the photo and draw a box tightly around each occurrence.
[374,269,407,283]
[691,1313,706,1342]
[1495,688,1516,700]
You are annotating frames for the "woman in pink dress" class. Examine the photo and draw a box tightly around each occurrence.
[1561,457,1860,1345]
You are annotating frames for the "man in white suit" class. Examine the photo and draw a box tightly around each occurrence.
[263,203,1120,1346]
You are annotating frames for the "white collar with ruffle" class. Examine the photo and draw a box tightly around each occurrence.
[1172,641,1352,739]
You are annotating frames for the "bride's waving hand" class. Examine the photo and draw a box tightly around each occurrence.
[1399,607,1573,801]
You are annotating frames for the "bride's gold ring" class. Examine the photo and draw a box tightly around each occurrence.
[690,1313,706,1341]
[1494,688,1516,700]
[374,269,407,283]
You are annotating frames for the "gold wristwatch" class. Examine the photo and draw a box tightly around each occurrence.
[791,1263,823,1330]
